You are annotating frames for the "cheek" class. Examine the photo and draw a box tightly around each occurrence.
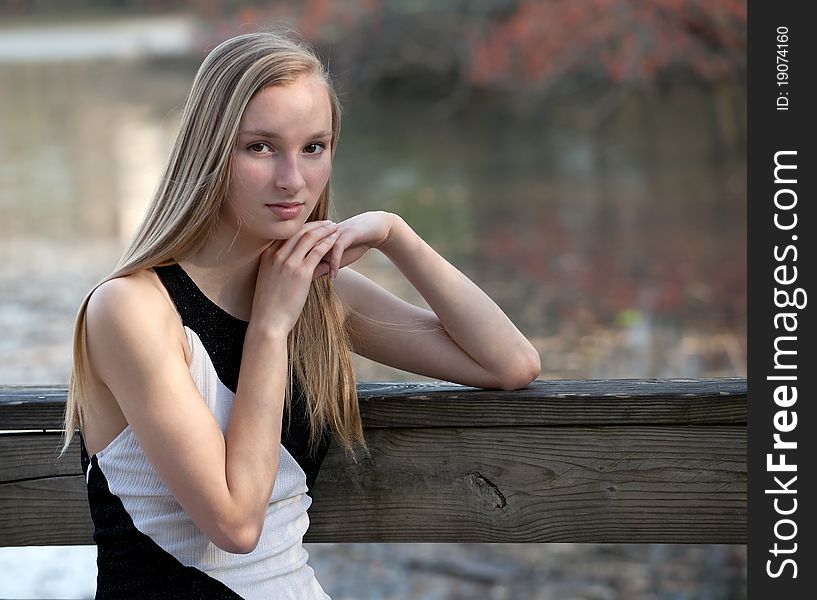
[219,197,246,222]
[231,158,271,191]
[305,160,332,189]
[223,170,264,218]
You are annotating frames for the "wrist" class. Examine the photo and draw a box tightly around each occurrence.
[245,323,289,348]
[379,213,409,256]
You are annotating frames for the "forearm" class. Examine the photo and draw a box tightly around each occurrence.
[224,326,287,536]
[380,215,541,386]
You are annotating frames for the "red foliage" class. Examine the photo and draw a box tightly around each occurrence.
[191,0,744,91]
[467,0,745,89]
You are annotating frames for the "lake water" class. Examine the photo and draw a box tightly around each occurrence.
[0,57,747,384]
[0,15,746,599]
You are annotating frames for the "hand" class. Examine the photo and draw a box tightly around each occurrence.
[323,211,399,279]
[250,220,340,336]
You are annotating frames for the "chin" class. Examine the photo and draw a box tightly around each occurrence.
[271,220,305,237]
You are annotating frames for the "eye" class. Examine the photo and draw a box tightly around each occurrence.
[304,142,327,155]
[248,142,271,153]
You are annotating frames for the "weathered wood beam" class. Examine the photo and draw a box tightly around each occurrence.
[0,379,747,546]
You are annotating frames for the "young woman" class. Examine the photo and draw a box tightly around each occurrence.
[61,30,540,600]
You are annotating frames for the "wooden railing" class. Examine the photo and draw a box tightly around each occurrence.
[0,378,746,546]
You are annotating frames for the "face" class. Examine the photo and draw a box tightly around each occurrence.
[222,73,333,242]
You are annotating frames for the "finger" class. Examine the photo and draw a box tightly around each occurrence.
[260,238,284,261]
[277,219,334,252]
[280,221,338,263]
[303,232,338,266]
[305,232,338,272]
[329,237,344,280]
[294,224,338,265]
[312,260,331,281]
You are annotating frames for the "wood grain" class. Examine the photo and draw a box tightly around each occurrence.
[0,379,747,546]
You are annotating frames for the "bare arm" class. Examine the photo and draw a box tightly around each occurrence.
[86,278,287,554]
[87,221,339,554]
[335,214,540,390]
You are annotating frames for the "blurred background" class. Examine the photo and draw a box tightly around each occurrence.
[0,0,746,598]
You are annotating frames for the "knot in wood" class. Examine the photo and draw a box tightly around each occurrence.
[466,471,507,510]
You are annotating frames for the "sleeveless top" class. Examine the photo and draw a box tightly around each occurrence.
[79,262,333,600]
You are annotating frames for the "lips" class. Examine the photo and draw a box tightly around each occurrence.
[266,202,304,220]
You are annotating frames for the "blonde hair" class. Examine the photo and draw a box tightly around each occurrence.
[61,30,367,461]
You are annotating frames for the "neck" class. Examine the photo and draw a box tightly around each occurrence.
[178,223,270,321]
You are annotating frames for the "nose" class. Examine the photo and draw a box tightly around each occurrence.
[274,155,306,195]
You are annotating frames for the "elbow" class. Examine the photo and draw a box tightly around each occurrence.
[213,519,263,555]
[497,350,541,391]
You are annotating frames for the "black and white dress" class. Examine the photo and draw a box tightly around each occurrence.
[79,262,333,599]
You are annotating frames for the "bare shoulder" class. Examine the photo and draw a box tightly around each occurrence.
[85,268,187,378]
[82,268,191,457]
[87,269,175,326]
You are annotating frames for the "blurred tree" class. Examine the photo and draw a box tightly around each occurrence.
[465,0,745,90]
[2,0,745,94]
[188,0,745,95]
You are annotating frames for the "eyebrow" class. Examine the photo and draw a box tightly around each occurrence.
[239,129,332,139]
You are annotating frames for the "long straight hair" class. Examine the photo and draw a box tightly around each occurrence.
[61,31,366,460]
